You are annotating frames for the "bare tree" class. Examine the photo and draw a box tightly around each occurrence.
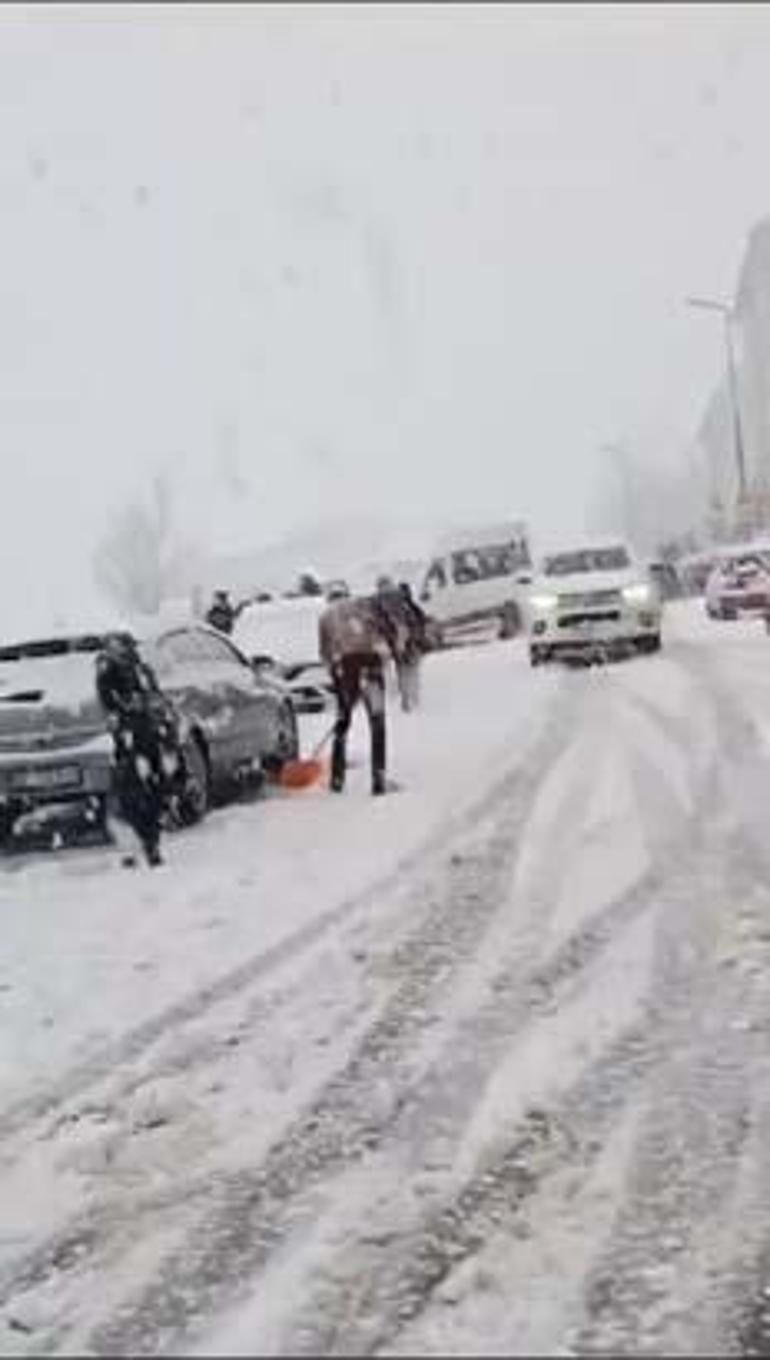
[93,475,174,617]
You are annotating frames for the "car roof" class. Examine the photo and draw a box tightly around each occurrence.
[0,618,230,662]
[433,522,528,553]
[0,630,134,662]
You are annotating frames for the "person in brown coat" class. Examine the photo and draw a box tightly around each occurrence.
[318,585,398,795]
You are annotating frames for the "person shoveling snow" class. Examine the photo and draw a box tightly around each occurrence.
[317,582,400,797]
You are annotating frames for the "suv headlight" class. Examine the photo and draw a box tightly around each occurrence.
[530,592,558,612]
[622,582,653,604]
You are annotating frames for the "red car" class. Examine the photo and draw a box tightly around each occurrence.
[705,553,770,619]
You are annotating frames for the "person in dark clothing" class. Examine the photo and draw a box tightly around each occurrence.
[205,589,250,636]
[375,576,427,712]
[318,587,398,795]
[398,581,429,646]
[396,581,429,711]
[95,634,183,866]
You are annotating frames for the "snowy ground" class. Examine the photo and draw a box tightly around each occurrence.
[2,603,770,1355]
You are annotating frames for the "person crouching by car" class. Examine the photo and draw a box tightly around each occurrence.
[95,634,184,866]
[319,584,399,796]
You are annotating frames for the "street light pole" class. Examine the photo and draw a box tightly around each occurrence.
[685,295,749,531]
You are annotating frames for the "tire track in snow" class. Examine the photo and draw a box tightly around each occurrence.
[243,777,725,1349]
[70,683,586,1357]
[0,680,573,1151]
[568,646,770,1357]
[86,664,722,1357]
[298,822,744,1357]
[228,651,761,1357]
[6,643,754,1358]
[0,680,582,1352]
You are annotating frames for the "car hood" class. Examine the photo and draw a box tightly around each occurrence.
[532,566,643,596]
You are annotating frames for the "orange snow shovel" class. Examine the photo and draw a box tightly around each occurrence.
[278,723,336,790]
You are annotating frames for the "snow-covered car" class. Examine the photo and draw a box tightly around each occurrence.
[527,541,662,665]
[704,552,770,619]
[234,596,334,714]
[0,622,299,847]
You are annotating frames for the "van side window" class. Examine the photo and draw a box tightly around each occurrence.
[451,551,481,584]
[464,542,530,580]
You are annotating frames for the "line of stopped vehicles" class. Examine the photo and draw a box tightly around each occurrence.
[0,527,760,851]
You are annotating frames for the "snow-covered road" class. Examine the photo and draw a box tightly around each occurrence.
[2,601,770,1356]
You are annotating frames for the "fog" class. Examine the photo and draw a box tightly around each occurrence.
[1,2,769,630]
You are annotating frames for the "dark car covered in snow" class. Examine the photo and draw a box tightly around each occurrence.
[0,623,299,847]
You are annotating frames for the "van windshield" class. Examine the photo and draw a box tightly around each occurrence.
[450,542,526,585]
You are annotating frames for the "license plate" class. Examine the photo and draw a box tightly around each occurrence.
[10,764,83,792]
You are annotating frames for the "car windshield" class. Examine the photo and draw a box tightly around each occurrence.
[543,547,630,576]
[721,556,765,576]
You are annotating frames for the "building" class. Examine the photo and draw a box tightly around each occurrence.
[734,215,770,528]
[691,216,770,540]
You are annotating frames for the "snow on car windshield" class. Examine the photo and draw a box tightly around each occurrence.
[543,546,630,576]
[0,637,109,711]
[234,597,325,667]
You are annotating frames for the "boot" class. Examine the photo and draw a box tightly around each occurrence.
[372,770,386,796]
[330,741,346,793]
[143,836,163,867]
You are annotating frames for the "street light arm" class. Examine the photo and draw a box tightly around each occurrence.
[685,295,732,316]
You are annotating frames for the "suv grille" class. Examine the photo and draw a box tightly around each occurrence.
[557,588,622,609]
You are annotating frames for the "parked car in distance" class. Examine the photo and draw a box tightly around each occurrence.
[527,539,662,665]
[0,622,299,847]
[705,551,770,619]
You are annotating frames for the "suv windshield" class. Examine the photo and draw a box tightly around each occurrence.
[543,547,630,576]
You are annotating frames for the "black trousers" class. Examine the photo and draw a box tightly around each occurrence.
[330,652,386,791]
[112,712,167,856]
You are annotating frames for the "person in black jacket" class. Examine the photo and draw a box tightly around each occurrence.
[205,589,251,636]
[319,586,399,795]
[95,634,183,866]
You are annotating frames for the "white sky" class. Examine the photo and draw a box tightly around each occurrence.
[2,2,770,625]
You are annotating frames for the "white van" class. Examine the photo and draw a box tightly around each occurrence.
[418,522,532,642]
